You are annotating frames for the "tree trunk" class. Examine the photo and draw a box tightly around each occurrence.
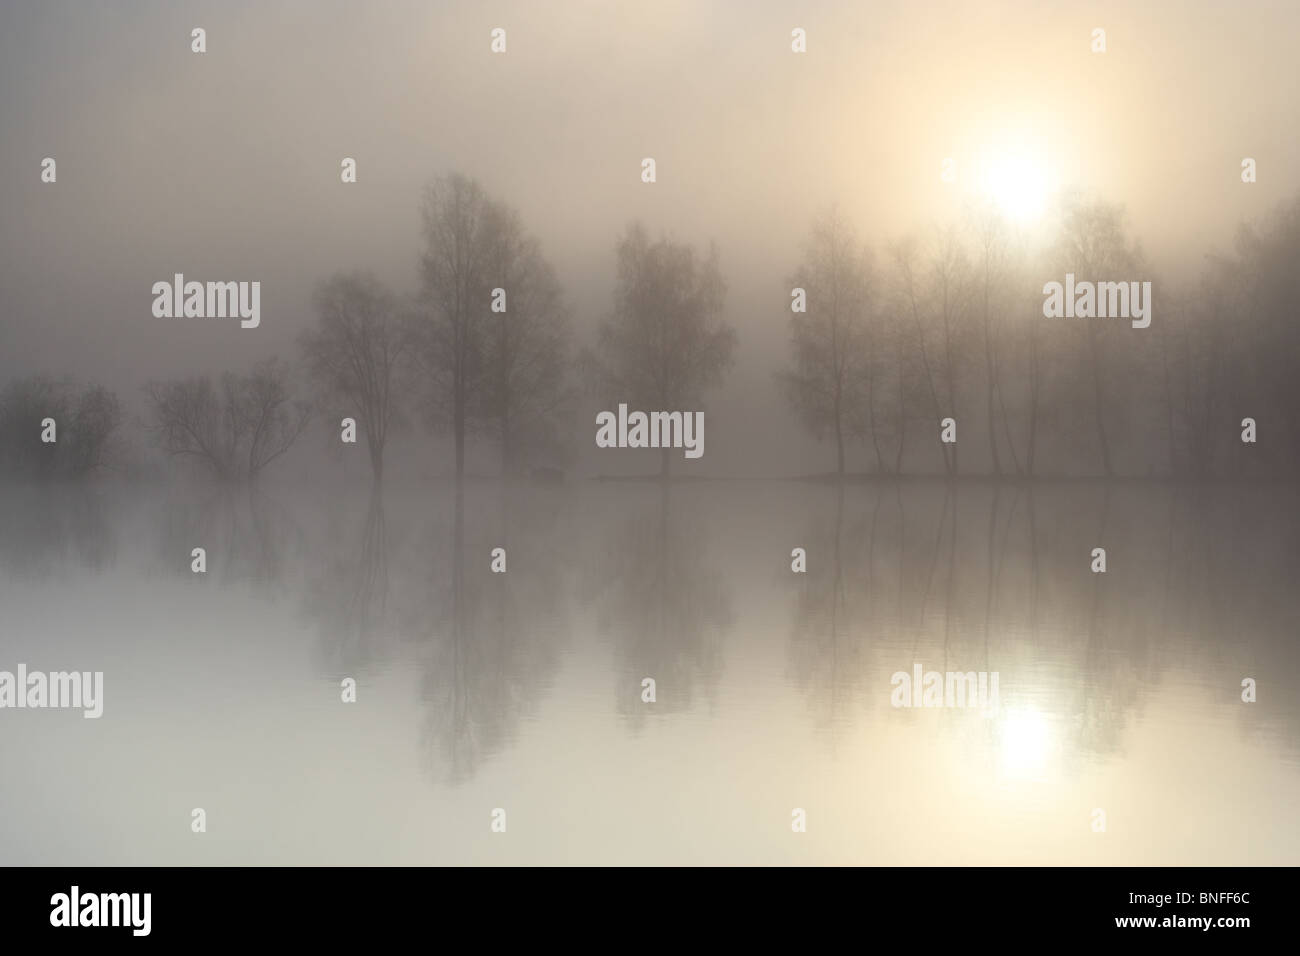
[984,290,1001,476]
[455,414,465,480]
[1026,402,1038,479]
[501,413,511,478]
[1087,327,1114,477]
[1026,327,1040,478]
[835,418,845,478]
[867,370,885,473]
[894,402,906,476]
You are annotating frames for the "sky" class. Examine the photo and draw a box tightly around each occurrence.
[1,0,1297,476]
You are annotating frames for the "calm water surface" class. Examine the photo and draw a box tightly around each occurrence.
[1,478,1297,864]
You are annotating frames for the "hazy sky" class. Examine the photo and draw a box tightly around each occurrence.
[2,0,1297,476]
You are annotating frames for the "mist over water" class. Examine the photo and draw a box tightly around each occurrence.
[2,0,1299,868]
[1,477,1296,864]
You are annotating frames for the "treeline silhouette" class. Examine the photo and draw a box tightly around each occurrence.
[0,377,121,479]
[2,177,1297,482]
[783,194,1300,478]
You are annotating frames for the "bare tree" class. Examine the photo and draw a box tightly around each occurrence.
[301,271,407,481]
[477,204,573,476]
[242,358,313,477]
[0,376,69,479]
[409,173,497,480]
[584,223,737,477]
[779,208,877,477]
[889,234,970,476]
[0,377,121,479]
[1234,195,1300,468]
[145,377,228,478]
[879,293,932,476]
[928,226,972,475]
[1051,198,1143,477]
[145,358,310,481]
[67,385,123,477]
[1019,247,1049,478]
[969,205,1022,476]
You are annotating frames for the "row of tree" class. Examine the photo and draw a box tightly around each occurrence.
[2,177,1296,482]
[2,172,737,483]
[783,194,1300,478]
[0,378,121,479]
[141,172,737,482]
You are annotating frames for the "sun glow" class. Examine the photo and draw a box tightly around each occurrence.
[973,147,1056,224]
[997,706,1054,776]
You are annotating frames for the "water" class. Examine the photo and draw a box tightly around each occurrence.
[1,478,1297,864]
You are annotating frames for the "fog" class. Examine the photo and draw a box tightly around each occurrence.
[3,0,1298,478]
[3,1,1300,868]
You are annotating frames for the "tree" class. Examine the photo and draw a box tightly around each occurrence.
[969,205,1021,476]
[926,226,972,475]
[1234,195,1300,469]
[410,173,498,480]
[780,209,877,477]
[1018,245,1051,478]
[584,223,737,477]
[145,358,310,481]
[0,376,69,479]
[877,287,931,476]
[301,271,407,481]
[0,377,121,479]
[1051,198,1143,477]
[476,204,573,475]
[66,385,123,477]
[889,233,970,476]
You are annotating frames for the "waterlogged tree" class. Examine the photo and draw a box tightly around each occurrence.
[145,358,310,481]
[875,286,933,475]
[794,191,1300,480]
[0,376,67,479]
[585,223,737,477]
[969,205,1021,476]
[1152,270,1230,477]
[925,227,973,475]
[477,204,573,475]
[1234,195,1300,469]
[1015,243,1054,478]
[409,173,497,480]
[301,272,407,481]
[66,385,123,477]
[780,209,879,477]
[1051,198,1144,477]
[0,377,122,479]
[1154,195,1300,477]
[889,233,971,476]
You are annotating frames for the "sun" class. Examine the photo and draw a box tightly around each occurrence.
[974,149,1054,224]
[997,706,1054,776]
